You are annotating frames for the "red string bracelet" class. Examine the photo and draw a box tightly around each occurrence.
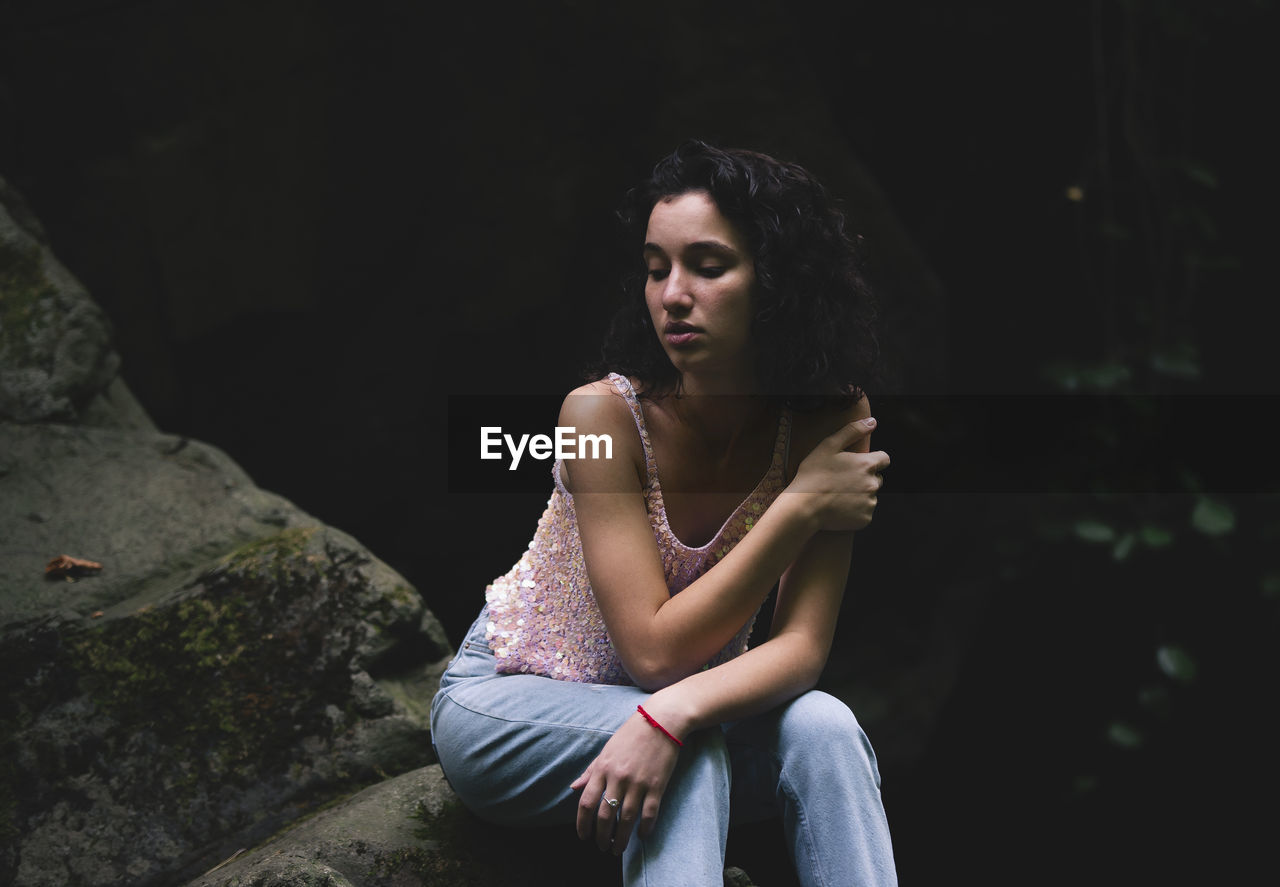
[637,704,683,747]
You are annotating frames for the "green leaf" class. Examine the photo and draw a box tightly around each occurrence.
[1191,498,1235,536]
[1082,362,1132,390]
[1156,645,1198,682]
[1074,520,1117,543]
[1107,721,1143,749]
[1150,343,1201,380]
[1112,532,1136,561]
[1041,360,1133,392]
[1139,524,1174,547]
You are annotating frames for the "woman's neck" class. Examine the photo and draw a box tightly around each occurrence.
[664,385,774,453]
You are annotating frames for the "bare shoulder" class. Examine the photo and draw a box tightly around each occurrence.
[558,377,645,492]
[558,378,635,431]
[786,394,874,478]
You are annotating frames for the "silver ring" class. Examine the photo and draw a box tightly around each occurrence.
[603,796,619,810]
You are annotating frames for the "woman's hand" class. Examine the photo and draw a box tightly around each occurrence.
[569,710,683,855]
[787,417,889,532]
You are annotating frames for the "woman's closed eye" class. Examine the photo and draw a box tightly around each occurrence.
[646,264,726,281]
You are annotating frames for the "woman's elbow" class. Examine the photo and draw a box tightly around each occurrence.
[623,653,694,691]
[626,667,684,692]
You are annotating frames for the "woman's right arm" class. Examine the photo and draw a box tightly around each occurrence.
[559,383,885,690]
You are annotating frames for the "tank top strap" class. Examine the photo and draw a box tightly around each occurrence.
[772,406,794,483]
[606,373,659,485]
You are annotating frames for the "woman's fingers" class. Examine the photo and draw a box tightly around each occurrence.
[575,773,604,840]
[573,780,660,855]
[791,445,891,532]
[871,450,890,478]
[638,792,662,839]
[593,787,660,855]
[575,773,628,851]
[578,783,634,854]
[595,792,620,852]
[610,793,646,856]
[819,416,876,453]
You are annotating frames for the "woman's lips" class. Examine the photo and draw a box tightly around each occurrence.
[664,322,702,346]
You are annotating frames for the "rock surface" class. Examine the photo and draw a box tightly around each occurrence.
[1,511,451,887]
[0,176,152,431]
[183,765,610,887]
[1,178,453,886]
[184,765,757,887]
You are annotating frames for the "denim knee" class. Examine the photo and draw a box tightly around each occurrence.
[777,691,881,789]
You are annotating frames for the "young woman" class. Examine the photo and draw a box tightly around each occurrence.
[432,141,897,886]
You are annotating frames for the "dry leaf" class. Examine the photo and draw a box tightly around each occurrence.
[45,555,103,579]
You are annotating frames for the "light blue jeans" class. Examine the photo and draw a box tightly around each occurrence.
[430,608,898,887]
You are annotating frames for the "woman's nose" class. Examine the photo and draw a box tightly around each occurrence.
[661,268,693,311]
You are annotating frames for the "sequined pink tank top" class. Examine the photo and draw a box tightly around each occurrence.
[484,373,793,684]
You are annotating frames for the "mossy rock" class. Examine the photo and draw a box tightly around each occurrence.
[1,525,451,887]
[0,191,127,426]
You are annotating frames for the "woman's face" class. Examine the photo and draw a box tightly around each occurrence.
[643,191,756,384]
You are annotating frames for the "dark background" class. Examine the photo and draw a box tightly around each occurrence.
[3,1,1277,883]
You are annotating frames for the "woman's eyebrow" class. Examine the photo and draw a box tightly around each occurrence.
[642,240,739,256]
[686,240,739,256]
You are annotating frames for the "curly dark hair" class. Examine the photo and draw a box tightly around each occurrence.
[592,139,879,408]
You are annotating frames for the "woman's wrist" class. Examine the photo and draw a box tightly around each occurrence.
[636,704,683,746]
[642,687,699,742]
[775,488,825,537]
